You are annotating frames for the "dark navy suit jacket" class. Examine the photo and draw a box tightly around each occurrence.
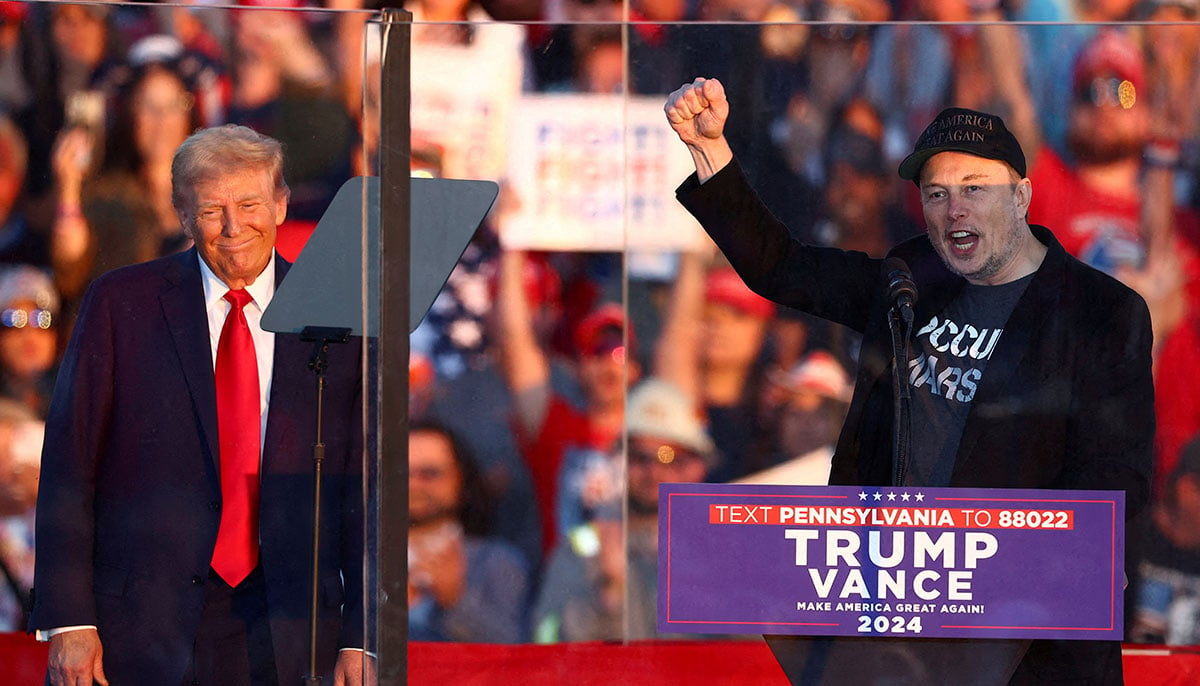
[30,248,364,684]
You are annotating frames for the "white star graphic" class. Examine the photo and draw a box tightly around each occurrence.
[858,491,869,501]
[887,492,897,501]
[915,493,925,502]
[901,492,911,502]
[873,492,882,501]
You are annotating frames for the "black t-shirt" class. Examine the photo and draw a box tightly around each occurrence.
[904,273,1035,486]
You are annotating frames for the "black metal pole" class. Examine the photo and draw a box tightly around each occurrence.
[303,373,325,686]
[889,307,913,487]
[301,327,349,685]
[378,8,412,685]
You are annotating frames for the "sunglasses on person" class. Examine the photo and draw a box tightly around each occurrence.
[1074,76,1136,109]
[409,465,452,481]
[1,308,52,329]
[814,23,866,42]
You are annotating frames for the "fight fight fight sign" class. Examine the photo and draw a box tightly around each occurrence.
[658,484,1124,641]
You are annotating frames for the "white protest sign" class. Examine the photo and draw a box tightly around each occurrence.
[500,94,707,252]
[410,23,525,181]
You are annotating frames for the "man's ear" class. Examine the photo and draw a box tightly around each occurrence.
[1014,178,1032,216]
[626,358,643,386]
[177,211,193,239]
[274,192,289,226]
[1178,473,1200,507]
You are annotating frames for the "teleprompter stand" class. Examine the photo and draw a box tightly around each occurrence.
[299,325,351,686]
[262,172,497,683]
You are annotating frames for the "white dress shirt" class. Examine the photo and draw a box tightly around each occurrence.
[198,252,276,449]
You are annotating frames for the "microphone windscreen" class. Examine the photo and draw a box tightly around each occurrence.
[882,257,918,306]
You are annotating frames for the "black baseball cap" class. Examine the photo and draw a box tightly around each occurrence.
[898,107,1027,182]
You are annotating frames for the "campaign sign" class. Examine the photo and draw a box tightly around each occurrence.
[658,484,1124,641]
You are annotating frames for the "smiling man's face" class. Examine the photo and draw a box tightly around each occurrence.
[919,151,1040,286]
[179,165,285,289]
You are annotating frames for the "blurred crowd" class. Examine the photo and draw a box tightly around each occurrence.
[0,0,1199,654]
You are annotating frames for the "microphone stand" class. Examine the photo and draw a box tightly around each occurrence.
[888,305,914,487]
[300,326,351,686]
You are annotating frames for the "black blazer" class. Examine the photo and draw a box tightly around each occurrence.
[30,248,364,684]
[678,161,1153,684]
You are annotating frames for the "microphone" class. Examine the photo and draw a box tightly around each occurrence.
[882,257,917,324]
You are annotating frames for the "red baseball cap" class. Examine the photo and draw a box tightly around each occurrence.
[574,303,635,358]
[1072,29,1145,95]
[0,2,28,24]
[704,267,776,319]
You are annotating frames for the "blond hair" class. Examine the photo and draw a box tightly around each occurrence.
[171,124,287,210]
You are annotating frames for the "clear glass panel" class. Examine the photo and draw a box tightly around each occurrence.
[7,0,379,681]
[397,11,1199,686]
[6,1,1199,684]
[404,15,633,648]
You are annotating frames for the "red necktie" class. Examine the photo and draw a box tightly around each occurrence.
[211,289,261,586]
